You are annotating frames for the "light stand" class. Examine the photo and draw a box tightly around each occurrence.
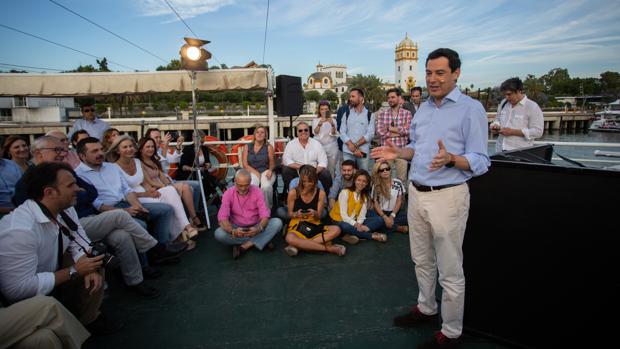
[189,71,211,229]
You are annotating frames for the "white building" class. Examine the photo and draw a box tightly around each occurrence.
[305,63,348,95]
[0,97,76,122]
[394,33,419,94]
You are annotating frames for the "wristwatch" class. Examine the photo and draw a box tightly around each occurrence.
[390,212,396,218]
[69,266,79,281]
[445,153,456,168]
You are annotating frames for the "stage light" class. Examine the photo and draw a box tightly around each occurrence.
[179,37,211,71]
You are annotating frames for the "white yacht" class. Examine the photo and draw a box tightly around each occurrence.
[590,99,620,132]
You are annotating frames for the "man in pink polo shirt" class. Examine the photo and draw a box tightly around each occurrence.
[215,169,282,259]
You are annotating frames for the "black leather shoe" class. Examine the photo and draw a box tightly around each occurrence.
[232,246,247,260]
[166,241,188,254]
[86,313,123,336]
[147,244,185,264]
[128,282,160,299]
[417,331,461,349]
[393,305,439,328]
[142,266,162,279]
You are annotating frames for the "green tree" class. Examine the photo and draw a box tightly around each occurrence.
[322,89,338,102]
[156,59,182,71]
[523,74,546,106]
[96,58,110,72]
[600,71,620,97]
[347,74,385,111]
[541,68,573,95]
[304,90,321,102]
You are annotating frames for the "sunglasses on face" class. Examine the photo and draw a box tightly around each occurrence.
[40,147,68,154]
[379,167,391,172]
[297,129,309,133]
[82,108,95,112]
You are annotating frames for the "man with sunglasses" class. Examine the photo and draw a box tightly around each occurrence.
[282,122,332,195]
[68,102,111,141]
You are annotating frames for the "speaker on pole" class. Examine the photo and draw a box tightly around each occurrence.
[275,75,303,117]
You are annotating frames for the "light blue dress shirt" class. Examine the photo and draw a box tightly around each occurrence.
[406,87,490,186]
[75,162,133,209]
[68,117,111,141]
[0,159,23,209]
[340,106,376,154]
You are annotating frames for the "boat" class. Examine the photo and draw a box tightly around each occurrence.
[589,99,620,132]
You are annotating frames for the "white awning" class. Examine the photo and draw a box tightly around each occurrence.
[0,68,270,96]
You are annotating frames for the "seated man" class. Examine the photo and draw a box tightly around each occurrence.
[0,295,90,349]
[74,137,186,264]
[214,169,282,260]
[0,157,22,218]
[281,122,332,195]
[46,130,81,169]
[12,136,161,298]
[0,162,121,335]
[327,159,357,211]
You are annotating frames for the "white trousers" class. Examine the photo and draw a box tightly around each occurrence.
[408,182,470,338]
[139,185,189,240]
[250,171,277,209]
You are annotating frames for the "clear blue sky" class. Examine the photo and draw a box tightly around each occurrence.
[1,0,619,89]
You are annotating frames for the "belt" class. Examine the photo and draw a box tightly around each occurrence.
[411,181,463,192]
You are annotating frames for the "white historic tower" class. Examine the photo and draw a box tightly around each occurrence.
[394,33,419,93]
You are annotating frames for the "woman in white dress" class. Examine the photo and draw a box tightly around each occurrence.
[311,100,340,179]
[107,135,198,247]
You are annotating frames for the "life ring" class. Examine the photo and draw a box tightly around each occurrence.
[274,139,285,159]
[205,145,228,181]
[203,135,227,155]
[229,135,254,167]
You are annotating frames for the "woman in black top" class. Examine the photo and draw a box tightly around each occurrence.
[284,165,344,257]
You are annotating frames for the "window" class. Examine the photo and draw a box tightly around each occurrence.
[406,52,409,57]
[398,66,400,71]
[409,65,412,71]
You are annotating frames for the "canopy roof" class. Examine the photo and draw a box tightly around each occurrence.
[0,68,271,96]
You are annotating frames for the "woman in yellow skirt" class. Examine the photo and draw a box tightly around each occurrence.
[284,165,345,257]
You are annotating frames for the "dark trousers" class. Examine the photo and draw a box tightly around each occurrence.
[282,166,332,195]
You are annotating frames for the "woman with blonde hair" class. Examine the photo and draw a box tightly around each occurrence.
[108,135,199,246]
[242,124,276,208]
[284,165,345,257]
[369,160,408,233]
[101,128,120,153]
[312,100,339,178]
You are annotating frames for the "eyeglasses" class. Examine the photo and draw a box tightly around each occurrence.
[297,129,309,133]
[379,167,391,172]
[40,147,68,154]
[82,108,95,112]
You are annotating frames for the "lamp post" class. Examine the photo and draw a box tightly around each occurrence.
[180,37,212,228]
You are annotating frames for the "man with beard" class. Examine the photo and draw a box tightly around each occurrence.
[339,88,375,171]
[327,160,358,211]
[376,88,413,184]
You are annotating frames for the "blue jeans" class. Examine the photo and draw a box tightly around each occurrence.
[336,216,383,240]
[114,201,174,245]
[367,209,407,233]
[214,218,282,250]
[343,152,369,172]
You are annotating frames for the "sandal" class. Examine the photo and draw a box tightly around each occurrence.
[284,245,298,257]
[332,244,346,256]
[184,226,199,240]
[372,233,388,243]
[396,226,409,234]
[191,216,207,232]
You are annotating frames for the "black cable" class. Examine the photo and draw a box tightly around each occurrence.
[262,0,270,65]
[47,0,168,64]
[0,23,138,71]
[163,0,198,37]
[0,62,65,72]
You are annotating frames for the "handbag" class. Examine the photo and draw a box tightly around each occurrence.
[296,220,324,239]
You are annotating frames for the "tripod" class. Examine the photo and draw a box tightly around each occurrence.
[187,70,211,229]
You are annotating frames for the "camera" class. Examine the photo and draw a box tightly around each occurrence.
[89,242,115,268]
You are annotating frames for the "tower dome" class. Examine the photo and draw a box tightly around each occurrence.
[397,33,416,49]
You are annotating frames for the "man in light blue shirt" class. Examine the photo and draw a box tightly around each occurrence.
[68,102,111,141]
[0,158,23,217]
[340,88,375,171]
[372,48,490,348]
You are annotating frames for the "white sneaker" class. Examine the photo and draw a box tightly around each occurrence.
[284,245,298,257]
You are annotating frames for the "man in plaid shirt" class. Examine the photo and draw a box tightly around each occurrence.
[376,88,413,183]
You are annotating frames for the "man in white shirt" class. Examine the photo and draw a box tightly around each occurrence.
[68,102,111,141]
[0,162,121,335]
[493,77,544,153]
[282,122,332,194]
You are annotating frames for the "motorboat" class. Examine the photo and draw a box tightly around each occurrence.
[589,99,620,132]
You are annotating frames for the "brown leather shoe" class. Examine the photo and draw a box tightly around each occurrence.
[417,331,461,349]
[393,305,438,328]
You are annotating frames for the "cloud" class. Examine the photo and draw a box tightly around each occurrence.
[135,0,235,19]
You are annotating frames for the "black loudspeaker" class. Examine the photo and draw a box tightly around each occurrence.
[275,75,303,116]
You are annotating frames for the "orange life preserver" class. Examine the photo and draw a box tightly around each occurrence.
[203,135,227,155]
[274,139,285,159]
[206,145,228,181]
[229,135,254,167]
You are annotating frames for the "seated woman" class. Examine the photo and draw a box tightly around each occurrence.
[285,165,345,257]
[2,135,31,173]
[242,125,276,209]
[329,170,386,244]
[369,161,408,233]
[101,128,120,153]
[107,135,199,246]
